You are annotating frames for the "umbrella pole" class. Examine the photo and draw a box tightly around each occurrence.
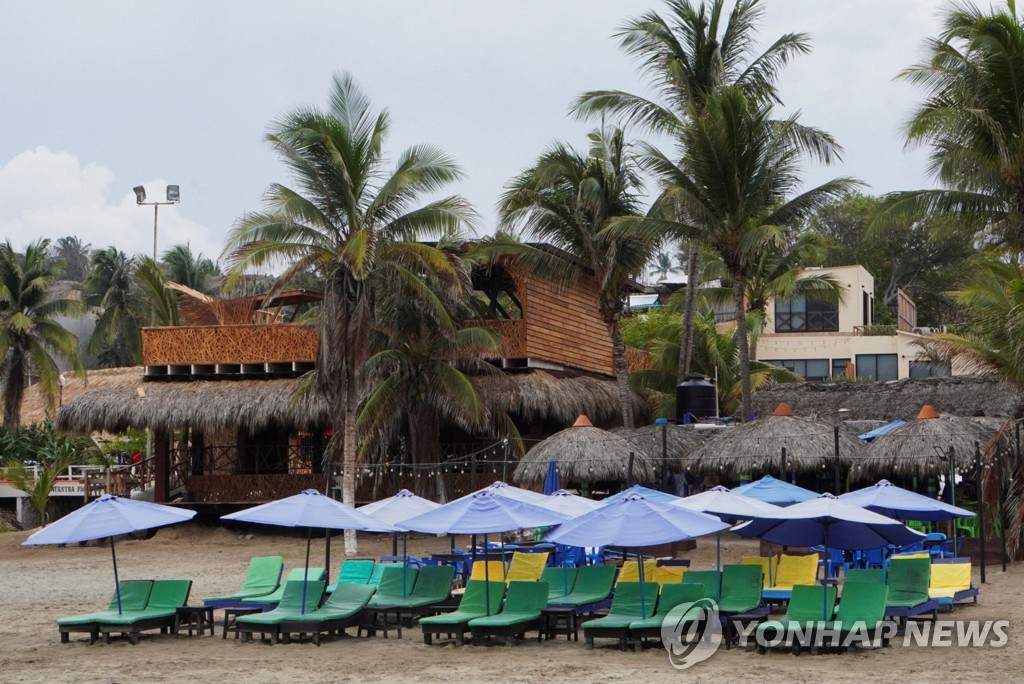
[324,529,331,595]
[636,547,647,618]
[403,532,409,598]
[822,524,829,622]
[392,532,398,556]
[302,526,311,614]
[483,532,491,616]
[110,537,123,615]
[716,530,721,571]
[501,535,507,581]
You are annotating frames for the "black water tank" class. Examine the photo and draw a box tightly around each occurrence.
[676,373,717,423]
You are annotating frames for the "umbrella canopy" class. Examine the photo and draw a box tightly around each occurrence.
[542,489,603,517]
[860,405,997,476]
[731,475,817,505]
[838,479,975,522]
[543,460,560,495]
[601,484,681,506]
[398,490,569,535]
[672,486,783,520]
[546,493,728,547]
[857,420,906,441]
[463,481,551,506]
[513,415,654,485]
[357,489,440,526]
[611,423,708,471]
[688,404,863,476]
[22,495,196,545]
[732,493,923,551]
[222,489,397,532]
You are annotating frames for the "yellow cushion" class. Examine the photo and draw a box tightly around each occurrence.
[769,554,818,590]
[451,560,507,595]
[506,552,548,583]
[742,556,780,589]
[892,552,929,560]
[652,565,686,587]
[616,559,658,584]
[929,563,971,599]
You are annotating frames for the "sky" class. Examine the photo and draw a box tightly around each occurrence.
[0,0,945,267]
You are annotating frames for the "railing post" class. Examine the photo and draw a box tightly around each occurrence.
[154,431,170,503]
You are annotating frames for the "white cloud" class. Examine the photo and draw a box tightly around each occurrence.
[0,147,223,262]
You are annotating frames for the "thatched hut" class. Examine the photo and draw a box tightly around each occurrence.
[688,404,864,477]
[859,405,1001,477]
[514,415,654,486]
[611,423,709,472]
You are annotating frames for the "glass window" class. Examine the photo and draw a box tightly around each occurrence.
[909,360,951,378]
[764,359,830,381]
[832,358,851,378]
[775,295,839,332]
[856,353,899,381]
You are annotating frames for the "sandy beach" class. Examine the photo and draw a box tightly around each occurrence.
[1,526,1018,684]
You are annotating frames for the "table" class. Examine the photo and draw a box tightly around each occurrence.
[174,605,215,637]
[222,607,263,639]
[542,606,579,642]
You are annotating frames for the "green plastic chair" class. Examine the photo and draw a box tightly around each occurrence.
[279,582,377,645]
[541,567,578,602]
[718,565,763,614]
[755,584,837,653]
[548,565,616,607]
[582,582,660,650]
[241,567,325,606]
[235,580,327,644]
[57,580,154,644]
[203,556,284,606]
[467,581,550,646]
[420,580,506,645]
[682,570,722,602]
[327,559,375,593]
[97,579,193,645]
[956,517,978,539]
[907,520,932,535]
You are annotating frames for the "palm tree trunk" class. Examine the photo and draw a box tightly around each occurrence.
[607,318,635,428]
[733,274,752,423]
[678,243,702,384]
[3,350,26,427]
[342,381,359,555]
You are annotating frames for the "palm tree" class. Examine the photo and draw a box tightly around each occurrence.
[161,243,220,294]
[492,127,654,428]
[84,248,144,367]
[880,1,1024,255]
[648,250,685,282]
[135,257,180,327]
[49,236,92,282]
[0,240,84,427]
[224,73,474,554]
[573,0,811,382]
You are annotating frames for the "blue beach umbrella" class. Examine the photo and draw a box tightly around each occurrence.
[543,489,603,517]
[601,484,681,506]
[838,479,974,522]
[22,495,196,614]
[223,489,398,612]
[358,489,441,569]
[731,474,817,505]
[543,460,560,495]
[466,480,551,505]
[673,486,783,572]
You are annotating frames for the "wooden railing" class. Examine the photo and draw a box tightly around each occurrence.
[142,324,318,366]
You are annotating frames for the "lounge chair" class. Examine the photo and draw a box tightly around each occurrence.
[241,567,326,610]
[451,560,506,595]
[547,565,617,614]
[628,582,706,649]
[326,559,375,593]
[57,580,153,644]
[651,564,686,586]
[582,581,659,650]
[235,580,326,644]
[202,556,284,608]
[845,568,884,585]
[718,565,763,614]
[681,570,721,602]
[541,567,578,602]
[467,580,550,646]
[368,562,402,587]
[278,582,377,646]
[755,584,837,654]
[374,565,455,618]
[616,559,658,585]
[506,551,548,582]
[885,557,938,628]
[359,566,420,637]
[762,554,818,603]
[97,580,193,645]
[420,580,506,645]
[819,582,891,651]
[928,561,977,611]
[742,555,780,589]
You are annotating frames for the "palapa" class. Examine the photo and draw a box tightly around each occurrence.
[514,415,654,485]
[687,404,864,477]
[611,423,708,472]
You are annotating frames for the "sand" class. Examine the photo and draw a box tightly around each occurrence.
[0,526,1019,684]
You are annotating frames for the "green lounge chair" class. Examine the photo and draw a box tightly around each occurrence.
[845,568,884,585]
[326,559,375,593]
[682,570,722,602]
[718,565,763,614]
[468,580,550,646]
[383,565,455,614]
[278,582,377,646]
[368,562,402,587]
[241,567,326,609]
[235,580,326,644]
[819,582,891,650]
[547,565,616,613]
[628,583,706,649]
[57,580,153,644]
[203,556,284,607]
[359,566,420,638]
[97,580,193,645]
[884,557,938,628]
[582,582,659,651]
[541,567,578,602]
[755,584,837,654]
[420,580,506,645]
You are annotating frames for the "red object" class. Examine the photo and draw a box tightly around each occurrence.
[130,451,142,464]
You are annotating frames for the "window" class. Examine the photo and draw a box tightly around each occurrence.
[856,354,899,381]
[909,360,951,378]
[764,358,830,381]
[862,292,869,326]
[831,358,851,378]
[775,295,839,332]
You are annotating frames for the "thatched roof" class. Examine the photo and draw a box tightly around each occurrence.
[17,367,142,427]
[859,406,1003,476]
[611,424,709,471]
[473,370,644,426]
[750,375,1021,422]
[688,405,864,476]
[514,416,654,485]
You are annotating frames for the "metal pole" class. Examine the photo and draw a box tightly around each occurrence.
[661,423,669,491]
[976,441,986,584]
[110,537,123,615]
[833,426,841,493]
[471,453,477,492]
[152,204,159,260]
[302,526,311,614]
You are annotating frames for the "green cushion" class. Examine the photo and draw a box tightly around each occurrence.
[368,562,402,587]
[541,567,578,600]
[719,565,762,613]
[242,567,325,605]
[682,571,722,602]
[366,566,419,606]
[886,558,930,607]
[468,581,548,628]
[286,582,376,622]
[628,583,705,631]
[584,582,659,632]
[754,585,836,639]
[548,565,615,606]
[420,581,506,626]
[203,556,283,602]
[327,559,375,593]
[58,581,153,625]
[845,568,884,585]
[237,581,326,625]
[381,565,454,608]
[836,583,888,624]
[97,580,193,625]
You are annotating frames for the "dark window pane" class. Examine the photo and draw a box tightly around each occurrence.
[806,359,829,380]
[877,354,898,380]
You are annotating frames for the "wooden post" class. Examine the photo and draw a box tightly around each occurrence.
[154,431,170,503]
[976,441,985,584]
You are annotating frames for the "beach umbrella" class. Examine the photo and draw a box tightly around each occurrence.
[601,484,682,506]
[672,486,783,571]
[733,493,923,619]
[358,488,441,560]
[543,489,603,517]
[857,420,907,441]
[547,493,728,615]
[468,480,551,506]
[731,474,817,505]
[513,415,655,486]
[543,460,560,495]
[839,479,975,522]
[223,489,398,612]
[688,404,863,478]
[611,422,708,472]
[398,490,569,615]
[22,495,196,614]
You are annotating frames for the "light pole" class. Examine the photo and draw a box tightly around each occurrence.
[58,374,66,408]
[133,184,180,260]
